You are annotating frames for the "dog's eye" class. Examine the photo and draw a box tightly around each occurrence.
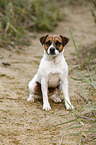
[55,41,61,46]
[45,40,51,46]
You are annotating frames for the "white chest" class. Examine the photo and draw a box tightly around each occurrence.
[48,72,60,88]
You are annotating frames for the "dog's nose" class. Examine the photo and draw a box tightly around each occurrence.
[50,47,55,55]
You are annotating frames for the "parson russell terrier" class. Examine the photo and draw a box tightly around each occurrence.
[27,35,74,110]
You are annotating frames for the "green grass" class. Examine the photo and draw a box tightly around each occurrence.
[55,68,96,144]
[0,0,62,49]
[54,29,96,144]
[69,28,84,70]
[91,0,96,24]
[69,29,96,144]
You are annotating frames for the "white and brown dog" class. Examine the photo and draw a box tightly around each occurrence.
[27,35,74,110]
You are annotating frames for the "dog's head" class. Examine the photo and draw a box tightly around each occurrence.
[39,35,69,56]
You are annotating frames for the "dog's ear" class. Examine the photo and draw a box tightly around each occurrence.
[39,35,49,45]
[60,35,69,47]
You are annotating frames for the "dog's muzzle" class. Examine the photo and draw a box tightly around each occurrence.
[50,47,55,55]
[47,45,59,56]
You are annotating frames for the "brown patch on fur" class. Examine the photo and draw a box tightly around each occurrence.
[35,82,59,96]
[54,36,64,52]
[48,87,58,95]
[44,35,53,51]
[35,82,42,95]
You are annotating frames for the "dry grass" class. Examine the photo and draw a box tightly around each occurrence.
[0,0,62,49]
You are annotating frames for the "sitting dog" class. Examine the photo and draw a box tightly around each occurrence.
[27,35,74,110]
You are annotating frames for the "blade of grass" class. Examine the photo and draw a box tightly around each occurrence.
[53,119,77,127]
[79,134,83,145]
[74,71,96,89]
[68,125,82,129]
[84,137,96,142]
[77,104,89,111]
[71,77,84,82]
[57,135,63,145]
[69,28,84,69]
[84,106,96,111]
[78,115,96,121]
[70,130,96,136]
[76,92,88,103]
[87,90,96,97]
[88,53,91,71]
[69,27,80,60]
[69,65,80,72]
[80,88,89,104]
[59,113,70,116]
[88,69,96,88]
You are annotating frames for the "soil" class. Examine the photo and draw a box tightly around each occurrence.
[0,1,96,145]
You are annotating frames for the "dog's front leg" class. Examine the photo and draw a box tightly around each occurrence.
[61,77,74,110]
[41,78,51,110]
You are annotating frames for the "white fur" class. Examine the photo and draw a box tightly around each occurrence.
[27,48,74,110]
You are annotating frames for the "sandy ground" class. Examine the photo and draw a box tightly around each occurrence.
[0,1,96,145]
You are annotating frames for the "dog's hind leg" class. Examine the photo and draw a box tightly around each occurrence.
[27,76,42,102]
[27,78,36,102]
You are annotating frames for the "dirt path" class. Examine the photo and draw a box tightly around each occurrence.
[0,1,96,145]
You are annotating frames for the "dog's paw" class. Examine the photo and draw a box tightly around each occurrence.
[27,97,34,102]
[66,103,74,110]
[43,103,51,111]
[50,94,61,103]
[54,97,61,103]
